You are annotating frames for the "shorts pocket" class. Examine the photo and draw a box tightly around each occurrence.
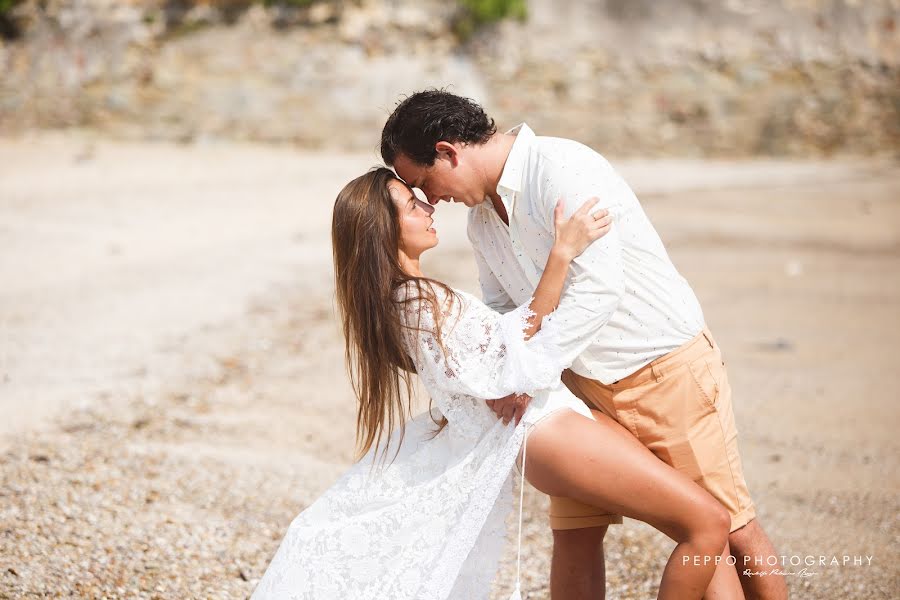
[687,355,721,410]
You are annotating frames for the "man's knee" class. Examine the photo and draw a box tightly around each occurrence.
[729,518,779,560]
[553,525,608,552]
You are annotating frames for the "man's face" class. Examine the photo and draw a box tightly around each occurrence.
[393,147,486,208]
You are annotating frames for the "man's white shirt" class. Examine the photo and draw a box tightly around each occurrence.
[467,123,705,384]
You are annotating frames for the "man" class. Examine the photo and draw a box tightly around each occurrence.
[380,89,787,600]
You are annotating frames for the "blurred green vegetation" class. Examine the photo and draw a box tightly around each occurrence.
[0,0,20,14]
[459,0,527,23]
[0,0,21,39]
[455,0,527,39]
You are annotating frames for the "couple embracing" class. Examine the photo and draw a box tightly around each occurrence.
[250,90,787,600]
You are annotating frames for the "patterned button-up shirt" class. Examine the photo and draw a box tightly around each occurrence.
[467,123,705,384]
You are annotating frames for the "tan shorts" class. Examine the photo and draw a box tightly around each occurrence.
[552,327,756,533]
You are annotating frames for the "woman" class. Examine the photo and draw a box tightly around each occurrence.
[250,168,733,600]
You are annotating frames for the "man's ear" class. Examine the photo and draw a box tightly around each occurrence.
[434,141,459,167]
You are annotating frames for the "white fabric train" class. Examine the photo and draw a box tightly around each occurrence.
[250,286,593,599]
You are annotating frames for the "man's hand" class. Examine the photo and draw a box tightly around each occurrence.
[486,392,532,426]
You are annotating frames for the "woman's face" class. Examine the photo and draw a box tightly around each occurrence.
[389,178,438,257]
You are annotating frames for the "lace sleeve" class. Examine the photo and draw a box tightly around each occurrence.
[397,282,565,399]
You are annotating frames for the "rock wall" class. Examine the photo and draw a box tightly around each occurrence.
[1,0,898,156]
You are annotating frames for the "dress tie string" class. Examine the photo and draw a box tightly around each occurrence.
[509,423,529,600]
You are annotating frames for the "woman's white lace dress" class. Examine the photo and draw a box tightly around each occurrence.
[250,285,594,600]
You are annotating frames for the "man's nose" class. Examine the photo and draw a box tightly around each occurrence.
[427,195,440,206]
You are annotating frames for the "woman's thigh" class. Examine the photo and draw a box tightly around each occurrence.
[522,408,721,541]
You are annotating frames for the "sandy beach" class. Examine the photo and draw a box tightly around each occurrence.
[1,133,898,598]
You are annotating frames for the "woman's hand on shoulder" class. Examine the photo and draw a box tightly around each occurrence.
[551,197,612,262]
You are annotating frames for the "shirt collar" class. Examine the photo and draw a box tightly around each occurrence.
[496,123,535,200]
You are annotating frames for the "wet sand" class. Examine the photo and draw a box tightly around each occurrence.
[1,133,898,598]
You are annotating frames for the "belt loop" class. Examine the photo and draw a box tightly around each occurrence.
[651,362,663,382]
[702,329,715,349]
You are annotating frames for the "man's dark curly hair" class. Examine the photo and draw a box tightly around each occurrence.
[380,89,497,167]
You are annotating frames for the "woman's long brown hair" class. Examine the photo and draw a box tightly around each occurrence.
[331,167,455,466]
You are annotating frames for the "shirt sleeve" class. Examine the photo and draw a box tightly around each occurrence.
[397,283,565,398]
[534,150,628,367]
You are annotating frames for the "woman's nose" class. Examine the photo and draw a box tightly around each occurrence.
[417,199,435,214]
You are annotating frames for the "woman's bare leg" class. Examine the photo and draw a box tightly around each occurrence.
[704,543,745,600]
[520,409,733,600]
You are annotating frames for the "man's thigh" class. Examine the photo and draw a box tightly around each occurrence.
[623,342,757,532]
[558,337,756,533]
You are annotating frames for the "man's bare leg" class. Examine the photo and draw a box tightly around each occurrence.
[551,526,607,600]
[729,519,788,600]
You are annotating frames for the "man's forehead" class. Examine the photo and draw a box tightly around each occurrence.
[393,155,427,183]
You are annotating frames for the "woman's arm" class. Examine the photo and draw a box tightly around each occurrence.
[487,197,611,424]
[523,197,610,338]
[395,205,609,413]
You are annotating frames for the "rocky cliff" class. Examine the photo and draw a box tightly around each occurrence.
[1,0,897,156]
